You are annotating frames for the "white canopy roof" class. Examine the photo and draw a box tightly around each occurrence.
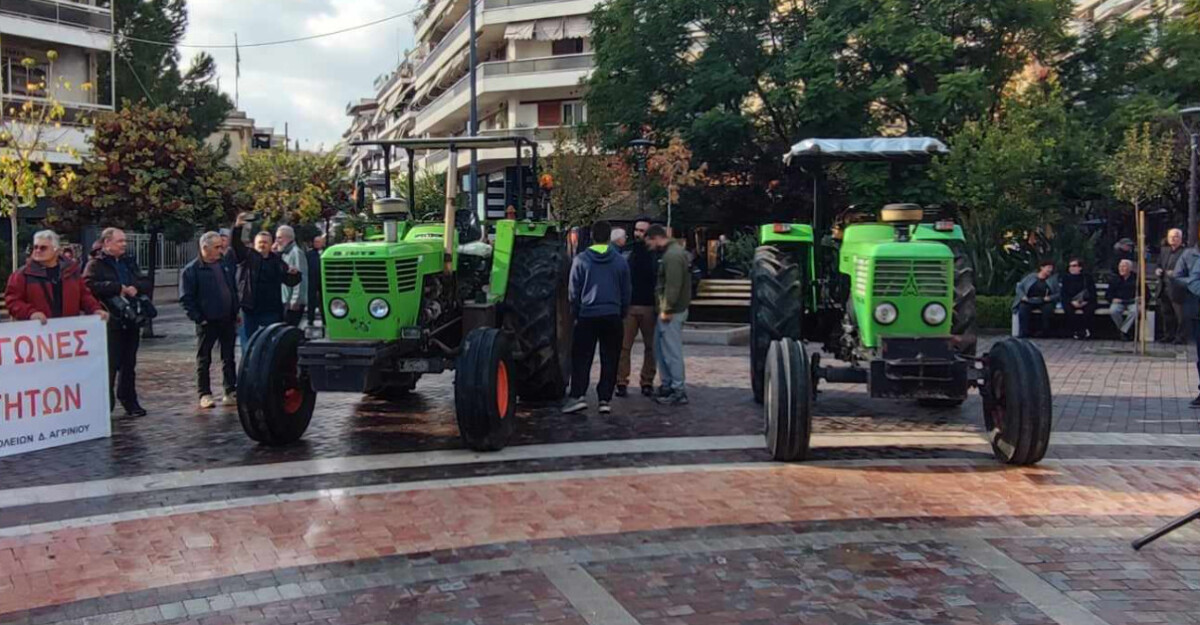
[782,138,948,164]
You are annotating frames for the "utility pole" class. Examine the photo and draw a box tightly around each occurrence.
[468,0,478,216]
[1183,107,1200,247]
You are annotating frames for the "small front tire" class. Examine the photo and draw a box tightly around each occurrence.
[455,327,517,451]
[982,338,1052,465]
[764,338,813,462]
[237,324,316,446]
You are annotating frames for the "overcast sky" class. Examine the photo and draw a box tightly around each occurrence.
[181,0,420,151]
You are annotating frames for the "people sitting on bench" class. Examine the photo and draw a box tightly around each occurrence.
[1061,257,1097,340]
[1013,259,1060,339]
[1109,259,1140,342]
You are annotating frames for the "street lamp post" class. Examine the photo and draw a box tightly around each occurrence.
[628,138,652,218]
[1182,106,1200,248]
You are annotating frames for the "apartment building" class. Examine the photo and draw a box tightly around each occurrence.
[0,0,114,164]
[1075,0,1187,23]
[347,0,599,187]
[205,109,288,166]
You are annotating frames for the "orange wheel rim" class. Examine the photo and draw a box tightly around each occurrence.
[496,361,510,417]
[283,388,303,415]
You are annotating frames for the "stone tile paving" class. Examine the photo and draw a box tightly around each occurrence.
[993,538,1200,625]
[587,540,1054,625]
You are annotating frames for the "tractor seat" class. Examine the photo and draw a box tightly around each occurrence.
[456,209,483,244]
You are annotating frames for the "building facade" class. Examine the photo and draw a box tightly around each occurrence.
[1074,0,1187,23]
[205,109,288,166]
[346,0,600,186]
[0,0,114,164]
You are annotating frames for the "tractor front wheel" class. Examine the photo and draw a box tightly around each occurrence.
[764,338,813,462]
[751,246,803,404]
[237,324,316,446]
[982,338,1052,465]
[455,327,517,451]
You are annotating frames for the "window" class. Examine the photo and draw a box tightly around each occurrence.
[1,50,48,97]
[561,101,586,126]
[551,38,584,56]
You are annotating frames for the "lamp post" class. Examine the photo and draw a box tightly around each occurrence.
[1182,106,1200,248]
[628,138,652,218]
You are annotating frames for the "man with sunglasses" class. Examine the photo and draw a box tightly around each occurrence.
[5,230,108,325]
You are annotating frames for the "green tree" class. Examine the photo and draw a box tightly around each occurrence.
[237,149,352,228]
[106,0,233,138]
[543,130,629,228]
[0,50,82,274]
[392,170,447,221]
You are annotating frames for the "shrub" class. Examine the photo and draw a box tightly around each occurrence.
[977,295,1013,330]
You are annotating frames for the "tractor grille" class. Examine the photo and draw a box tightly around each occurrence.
[873,259,950,297]
[324,260,390,294]
[395,258,419,292]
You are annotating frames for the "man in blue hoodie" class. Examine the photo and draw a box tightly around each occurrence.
[564,220,632,415]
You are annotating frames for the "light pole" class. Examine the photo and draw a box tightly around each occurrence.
[468,0,479,217]
[1182,106,1200,248]
[628,138,652,218]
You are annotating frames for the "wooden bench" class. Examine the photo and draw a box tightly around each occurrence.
[1010,281,1158,340]
[689,278,751,323]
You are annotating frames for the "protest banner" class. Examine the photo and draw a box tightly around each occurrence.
[0,315,110,457]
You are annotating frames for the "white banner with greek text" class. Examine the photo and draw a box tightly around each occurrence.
[0,315,111,457]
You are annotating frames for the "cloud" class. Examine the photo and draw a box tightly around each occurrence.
[178,0,419,149]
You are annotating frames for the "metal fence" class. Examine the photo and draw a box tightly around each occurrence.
[0,0,113,32]
[127,233,196,271]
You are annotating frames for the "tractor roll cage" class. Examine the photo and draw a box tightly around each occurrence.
[351,136,542,220]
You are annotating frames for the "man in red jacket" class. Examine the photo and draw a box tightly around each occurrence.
[5,230,108,324]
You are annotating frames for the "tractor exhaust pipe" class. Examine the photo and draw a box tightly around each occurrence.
[442,150,458,274]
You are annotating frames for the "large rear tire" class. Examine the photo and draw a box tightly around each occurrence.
[982,338,1052,465]
[455,327,517,451]
[946,240,978,356]
[750,246,803,404]
[237,324,316,446]
[764,338,813,462]
[504,236,571,401]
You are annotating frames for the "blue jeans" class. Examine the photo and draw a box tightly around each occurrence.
[239,309,283,357]
[654,310,687,392]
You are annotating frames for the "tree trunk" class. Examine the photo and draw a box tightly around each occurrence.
[1137,206,1147,355]
[9,209,17,278]
[141,229,161,339]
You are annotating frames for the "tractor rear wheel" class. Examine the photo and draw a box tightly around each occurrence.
[455,327,517,451]
[982,338,1052,465]
[751,246,803,404]
[764,338,813,461]
[237,324,316,446]
[946,240,978,356]
[504,236,571,401]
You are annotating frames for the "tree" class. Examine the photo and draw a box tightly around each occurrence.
[0,49,81,275]
[1103,122,1178,352]
[645,134,707,229]
[106,0,233,138]
[542,130,630,228]
[237,149,352,229]
[392,170,447,221]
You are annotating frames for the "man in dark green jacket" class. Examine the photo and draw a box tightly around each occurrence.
[646,225,691,405]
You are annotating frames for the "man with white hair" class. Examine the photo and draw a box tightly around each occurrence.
[276,225,308,326]
[5,230,107,324]
[610,227,628,251]
[1158,228,1187,343]
[180,231,240,409]
[1109,259,1140,341]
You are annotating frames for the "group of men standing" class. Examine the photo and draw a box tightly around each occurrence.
[563,218,692,415]
[179,214,324,409]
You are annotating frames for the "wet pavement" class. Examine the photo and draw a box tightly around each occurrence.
[2,304,1200,625]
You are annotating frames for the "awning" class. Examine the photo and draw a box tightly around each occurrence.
[504,17,590,41]
[782,137,948,165]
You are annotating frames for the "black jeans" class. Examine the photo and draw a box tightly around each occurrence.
[569,315,624,402]
[1064,304,1094,337]
[1017,301,1054,338]
[197,320,238,397]
[107,325,141,409]
[285,307,305,327]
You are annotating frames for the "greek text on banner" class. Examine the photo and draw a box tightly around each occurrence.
[0,315,111,457]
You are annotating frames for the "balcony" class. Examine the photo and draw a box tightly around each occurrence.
[1093,0,1143,20]
[416,1,479,79]
[412,53,593,134]
[0,0,112,32]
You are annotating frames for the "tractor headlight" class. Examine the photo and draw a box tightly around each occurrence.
[329,298,349,319]
[922,302,948,326]
[368,298,390,319]
[873,302,898,325]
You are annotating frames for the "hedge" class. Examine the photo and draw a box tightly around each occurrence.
[977,295,1012,330]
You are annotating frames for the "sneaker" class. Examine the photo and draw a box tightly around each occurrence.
[656,390,689,406]
[1190,394,1200,409]
[561,397,587,414]
[123,402,147,417]
[598,401,612,414]
[221,392,237,406]
[655,386,672,398]
[641,385,654,397]
[615,385,628,398]
[199,394,215,409]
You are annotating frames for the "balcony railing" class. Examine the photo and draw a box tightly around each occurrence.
[479,126,573,143]
[481,53,593,76]
[1093,0,1143,20]
[483,0,574,8]
[416,0,478,78]
[0,0,113,32]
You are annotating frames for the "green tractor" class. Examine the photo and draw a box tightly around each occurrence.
[750,138,1052,465]
[237,136,571,451]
